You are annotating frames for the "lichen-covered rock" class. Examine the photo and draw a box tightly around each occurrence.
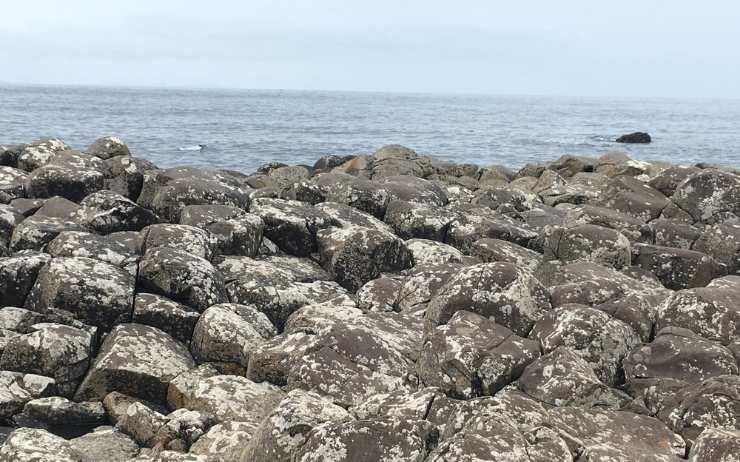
[632,243,723,289]
[132,293,200,345]
[25,151,105,202]
[0,166,28,204]
[383,200,457,241]
[351,387,455,435]
[688,428,740,462]
[47,231,139,275]
[648,165,701,196]
[171,374,284,426]
[249,297,419,406]
[530,304,641,386]
[143,167,251,222]
[598,176,670,222]
[18,396,105,433]
[25,257,134,331]
[418,310,540,398]
[116,400,168,446]
[314,201,394,234]
[518,346,631,408]
[138,247,227,312]
[188,420,258,461]
[656,375,740,446]
[405,239,465,267]
[693,223,740,275]
[547,407,686,461]
[311,172,390,218]
[104,155,156,200]
[76,189,157,233]
[425,262,551,337]
[179,204,263,257]
[293,418,437,462]
[317,225,414,291]
[75,323,194,403]
[239,389,353,462]
[142,224,213,261]
[470,237,541,270]
[0,372,56,423]
[644,217,701,249]
[545,261,670,342]
[250,198,337,256]
[221,255,342,329]
[0,427,80,461]
[16,138,69,172]
[656,280,740,345]
[564,203,646,241]
[672,169,740,223]
[190,303,276,369]
[541,224,631,269]
[445,207,538,252]
[0,251,51,307]
[68,427,141,462]
[624,327,738,395]
[9,213,86,252]
[88,136,130,160]
[0,323,94,397]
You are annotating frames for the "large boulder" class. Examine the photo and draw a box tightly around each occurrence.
[541,224,631,269]
[0,371,56,423]
[25,256,135,331]
[104,155,157,200]
[141,167,251,222]
[0,323,94,397]
[672,169,740,224]
[425,262,551,337]
[293,418,437,462]
[656,279,740,345]
[0,251,51,307]
[688,428,740,462]
[87,136,130,160]
[632,243,722,289]
[316,225,414,291]
[239,389,353,462]
[530,304,641,386]
[0,166,28,204]
[623,327,738,393]
[142,224,213,261]
[25,150,105,202]
[138,247,227,312]
[47,231,139,276]
[16,138,69,172]
[170,374,284,426]
[179,204,263,257]
[132,293,200,345]
[0,427,80,461]
[75,190,157,233]
[418,310,540,398]
[693,223,740,275]
[250,198,337,257]
[75,323,194,402]
[190,303,276,370]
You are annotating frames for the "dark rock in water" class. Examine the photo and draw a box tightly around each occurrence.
[616,131,652,143]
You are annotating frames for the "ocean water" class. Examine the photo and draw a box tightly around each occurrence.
[1,84,739,173]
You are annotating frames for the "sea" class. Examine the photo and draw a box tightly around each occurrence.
[2,84,739,173]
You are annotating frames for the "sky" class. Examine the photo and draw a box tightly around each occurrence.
[1,0,739,97]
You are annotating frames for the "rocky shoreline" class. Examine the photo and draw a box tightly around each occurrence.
[0,137,739,461]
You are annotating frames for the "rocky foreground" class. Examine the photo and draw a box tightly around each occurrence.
[0,137,738,461]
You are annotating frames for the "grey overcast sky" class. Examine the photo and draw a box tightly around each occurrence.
[1,0,739,97]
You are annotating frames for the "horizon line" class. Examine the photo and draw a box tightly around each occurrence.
[1,80,738,102]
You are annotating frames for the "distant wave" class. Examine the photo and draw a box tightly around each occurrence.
[178,144,205,151]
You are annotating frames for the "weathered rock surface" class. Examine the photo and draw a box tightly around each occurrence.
[1,138,738,460]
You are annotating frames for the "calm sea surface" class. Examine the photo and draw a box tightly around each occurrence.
[1,84,739,172]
